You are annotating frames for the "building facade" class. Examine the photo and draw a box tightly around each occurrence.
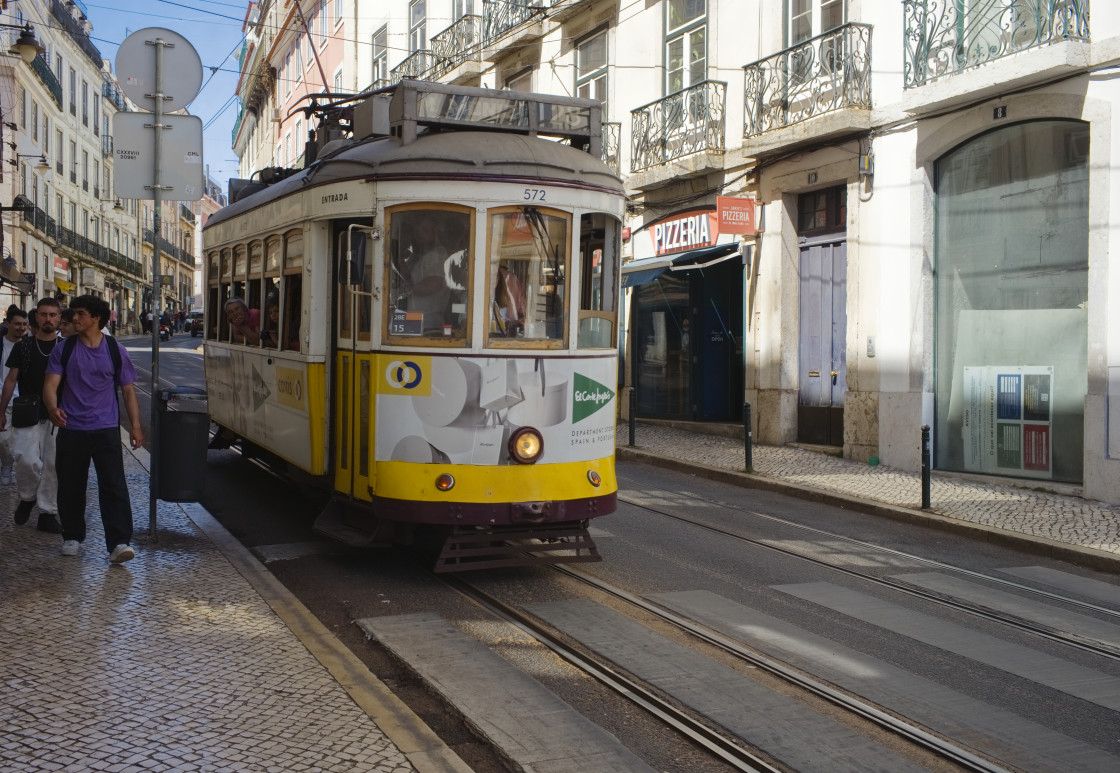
[229,0,1120,505]
[1,0,200,331]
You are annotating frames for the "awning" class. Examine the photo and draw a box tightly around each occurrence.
[621,243,741,288]
[54,278,75,293]
[621,265,668,288]
[665,242,739,272]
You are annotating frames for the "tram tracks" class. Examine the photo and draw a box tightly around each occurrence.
[438,566,1005,773]
[617,490,1120,662]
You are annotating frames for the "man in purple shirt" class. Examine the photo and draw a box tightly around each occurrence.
[43,295,143,563]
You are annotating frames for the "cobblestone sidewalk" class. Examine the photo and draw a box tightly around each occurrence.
[0,450,413,773]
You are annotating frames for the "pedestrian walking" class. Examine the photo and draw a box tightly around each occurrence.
[43,295,142,562]
[0,307,30,485]
[0,298,64,533]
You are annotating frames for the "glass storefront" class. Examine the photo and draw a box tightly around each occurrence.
[935,120,1089,482]
[632,253,743,421]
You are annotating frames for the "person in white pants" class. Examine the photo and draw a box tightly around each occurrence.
[0,298,63,533]
[0,308,29,485]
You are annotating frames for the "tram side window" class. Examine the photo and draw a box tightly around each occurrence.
[261,277,280,348]
[577,213,620,348]
[487,207,569,344]
[387,208,471,340]
[283,273,303,351]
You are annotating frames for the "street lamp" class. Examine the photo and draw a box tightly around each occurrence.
[7,153,50,172]
[2,24,44,64]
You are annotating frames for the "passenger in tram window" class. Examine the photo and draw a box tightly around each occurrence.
[261,295,280,348]
[283,276,302,351]
[223,297,260,345]
[494,262,526,336]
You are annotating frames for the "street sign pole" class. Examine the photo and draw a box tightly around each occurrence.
[147,36,166,540]
[116,26,203,541]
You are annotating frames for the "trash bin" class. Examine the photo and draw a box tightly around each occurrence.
[158,387,209,502]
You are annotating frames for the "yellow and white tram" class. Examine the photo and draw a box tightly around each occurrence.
[201,81,624,570]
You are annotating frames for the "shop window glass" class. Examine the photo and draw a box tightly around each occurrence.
[935,120,1089,482]
[487,208,569,345]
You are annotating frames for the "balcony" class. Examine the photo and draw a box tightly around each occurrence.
[483,0,546,47]
[630,80,725,176]
[743,23,872,153]
[390,50,437,84]
[601,122,621,175]
[102,81,128,112]
[50,0,104,69]
[102,135,113,157]
[903,0,1089,95]
[29,54,63,109]
[549,0,593,22]
[429,15,483,83]
[180,204,196,226]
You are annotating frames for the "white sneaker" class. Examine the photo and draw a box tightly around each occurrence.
[0,465,11,485]
[109,544,135,564]
[60,540,81,556]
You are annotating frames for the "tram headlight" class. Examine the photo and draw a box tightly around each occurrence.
[435,473,455,491]
[509,427,544,464]
[587,470,601,487]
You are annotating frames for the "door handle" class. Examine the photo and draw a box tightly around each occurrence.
[830,371,838,385]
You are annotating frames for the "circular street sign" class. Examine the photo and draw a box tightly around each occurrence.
[116,28,203,113]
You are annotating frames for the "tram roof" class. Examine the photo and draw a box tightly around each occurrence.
[205,129,624,230]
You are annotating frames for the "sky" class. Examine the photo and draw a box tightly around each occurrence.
[83,0,250,195]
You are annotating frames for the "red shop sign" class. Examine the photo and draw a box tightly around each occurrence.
[716,196,758,235]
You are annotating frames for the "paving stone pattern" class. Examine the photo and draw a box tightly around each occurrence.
[618,423,1120,556]
[0,452,413,773]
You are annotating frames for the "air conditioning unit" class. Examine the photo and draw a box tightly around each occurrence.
[272,108,282,123]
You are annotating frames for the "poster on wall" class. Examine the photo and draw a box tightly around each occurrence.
[963,365,1053,478]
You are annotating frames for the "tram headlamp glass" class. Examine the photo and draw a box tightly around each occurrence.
[509,428,544,464]
[435,473,455,491]
[587,470,601,487]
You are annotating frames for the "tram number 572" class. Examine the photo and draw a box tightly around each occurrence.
[523,188,547,201]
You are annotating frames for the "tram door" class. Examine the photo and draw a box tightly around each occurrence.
[333,225,376,501]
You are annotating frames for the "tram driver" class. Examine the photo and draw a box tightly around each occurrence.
[404,214,452,334]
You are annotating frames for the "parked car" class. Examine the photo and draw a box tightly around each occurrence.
[189,311,203,337]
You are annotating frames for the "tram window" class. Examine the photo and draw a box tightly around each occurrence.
[337,229,374,341]
[577,213,620,349]
[387,208,471,341]
[220,249,231,282]
[283,273,302,351]
[261,277,280,348]
[265,237,281,273]
[208,250,220,280]
[234,245,247,281]
[487,207,569,344]
[206,287,219,340]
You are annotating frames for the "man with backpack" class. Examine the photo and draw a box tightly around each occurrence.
[43,295,142,563]
[0,298,64,534]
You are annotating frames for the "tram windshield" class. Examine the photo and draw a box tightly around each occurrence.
[487,208,569,344]
[387,208,472,340]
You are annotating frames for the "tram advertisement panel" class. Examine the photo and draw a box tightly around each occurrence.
[206,347,314,469]
[375,355,615,465]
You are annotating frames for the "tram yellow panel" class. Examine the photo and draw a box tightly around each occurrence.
[370,456,616,503]
[305,362,328,473]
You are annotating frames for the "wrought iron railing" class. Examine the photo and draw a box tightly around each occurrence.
[102,135,113,157]
[630,80,725,173]
[903,0,1090,88]
[180,204,196,226]
[143,229,194,265]
[50,0,103,68]
[390,50,437,84]
[29,54,63,109]
[483,0,546,42]
[601,122,621,174]
[744,23,872,137]
[20,208,142,277]
[430,15,483,79]
[102,81,128,111]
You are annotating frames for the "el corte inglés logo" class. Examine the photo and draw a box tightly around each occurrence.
[251,364,272,411]
[572,373,614,423]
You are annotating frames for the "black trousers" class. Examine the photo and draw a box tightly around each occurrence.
[56,427,133,552]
